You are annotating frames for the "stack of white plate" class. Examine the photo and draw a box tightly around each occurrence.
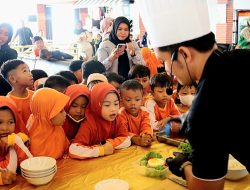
[20,156,57,186]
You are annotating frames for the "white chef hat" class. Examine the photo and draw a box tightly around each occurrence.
[138,0,211,48]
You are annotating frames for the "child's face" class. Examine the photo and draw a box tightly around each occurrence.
[0,109,15,137]
[121,89,143,117]
[74,69,83,83]
[68,96,88,121]
[34,40,44,49]
[152,86,171,106]
[178,85,196,96]
[0,26,9,46]
[50,109,66,126]
[135,76,150,91]
[10,63,33,87]
[101,92,119,121]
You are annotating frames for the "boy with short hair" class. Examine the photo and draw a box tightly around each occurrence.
[33,36,46,57]
[44,75,71,93]
[119,80,153,147]
[145,73,180,131]
[1,59,34,125]
[129,65,151,104]
[69,60,84,83]
[105,72,125,91]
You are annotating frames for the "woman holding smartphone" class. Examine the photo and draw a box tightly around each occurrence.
[97,16,145,79]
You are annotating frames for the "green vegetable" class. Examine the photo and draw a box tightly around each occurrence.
[178,142,193,159]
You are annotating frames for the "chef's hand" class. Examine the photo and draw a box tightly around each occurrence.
[166,152,189,178]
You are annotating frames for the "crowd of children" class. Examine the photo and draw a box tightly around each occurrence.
[0,16,197,186]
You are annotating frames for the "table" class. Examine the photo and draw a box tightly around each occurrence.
[3,142,250,190]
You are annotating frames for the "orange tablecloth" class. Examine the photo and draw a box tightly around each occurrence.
[3,142,250,190]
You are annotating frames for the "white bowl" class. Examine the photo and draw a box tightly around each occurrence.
[95,179,129,190]
[22,167,57,178]
[226,155,249,180]
[21,156,56,172]
[22,165,57,176]
[23,172,56,186]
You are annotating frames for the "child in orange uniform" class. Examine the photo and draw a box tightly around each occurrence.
[63,84,90,141]
[1,59,34,125]
[69,83,131,159]
[145,73,181,130]
[119,80,153,146]
[27,88,70,159]
[0,96,32,185]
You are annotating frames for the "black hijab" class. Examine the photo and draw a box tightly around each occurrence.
[109,16,131,79]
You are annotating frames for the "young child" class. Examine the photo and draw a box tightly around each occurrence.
[86,73,108,90]
[27,88,70,159]
[40,49,73,61]
[31,69,48,90]
[119,80,153,146]
[129,65,152,104]
[33,36,46,58]
[0,96,32,182]
[69,83,131,159]
[145,73,181,131]
[1,59,34,125]
[63,84,90,141]
[175,83,197,114]
[81,60,106,84]
[44,75,71,93]
[69,60,84,83]
[56,70,78,84]
[105,72,125,91]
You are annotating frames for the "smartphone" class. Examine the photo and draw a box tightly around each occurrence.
[117,43,126,50]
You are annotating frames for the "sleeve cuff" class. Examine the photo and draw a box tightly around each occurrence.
[8,133,16,146]
[0,172,3,185]
[98,146,105,156]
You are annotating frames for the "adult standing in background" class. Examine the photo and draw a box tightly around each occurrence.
[12,20,33,46]
[74,20,86,35]
[100,17,113,41]
[139,0,250,190]
[97,16,145,79]
[0,23,17,95]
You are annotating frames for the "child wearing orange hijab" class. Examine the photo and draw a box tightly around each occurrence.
[27,88,70,159]
[140,47,161,76]
[69,83,131,159]
[0,96,32,182]
[63,84,90,141]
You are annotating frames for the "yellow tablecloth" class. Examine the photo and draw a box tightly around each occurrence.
[3,142,250,190]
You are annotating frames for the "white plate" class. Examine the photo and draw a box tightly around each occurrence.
[95,179,129,190]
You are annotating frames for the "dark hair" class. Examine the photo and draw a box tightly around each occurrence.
[120,79,143,92]
[82,60,106,80]
[105,72,125,84]
[33,36,43,43]
[56,70,78,84]
[0,106,11,111]
[150,72,171,91]
[40,49,50,59]
[44,75,70,89]
[0,59,25,80]
[31,69,48,82]
[129,65,150,79]
[0,23,13,44]
[69,60,83,72]
[158,32,216,54]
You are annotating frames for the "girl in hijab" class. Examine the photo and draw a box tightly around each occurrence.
[28,88,70,159]
[97,16,145,79]
[0,96,32,177]
[0,23,18,96]
[63,84,90,141]
[69,83,131,159]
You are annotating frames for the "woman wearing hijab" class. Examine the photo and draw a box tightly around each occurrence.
[0,23,18,96]
[97,16,145,79]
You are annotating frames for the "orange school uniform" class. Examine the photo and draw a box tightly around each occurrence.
[145,98,181,130]
[7,90,34,125]
[63,84,90,141]
[28,88,70,159]
[118,107,153,137]
[69,83,131,159]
